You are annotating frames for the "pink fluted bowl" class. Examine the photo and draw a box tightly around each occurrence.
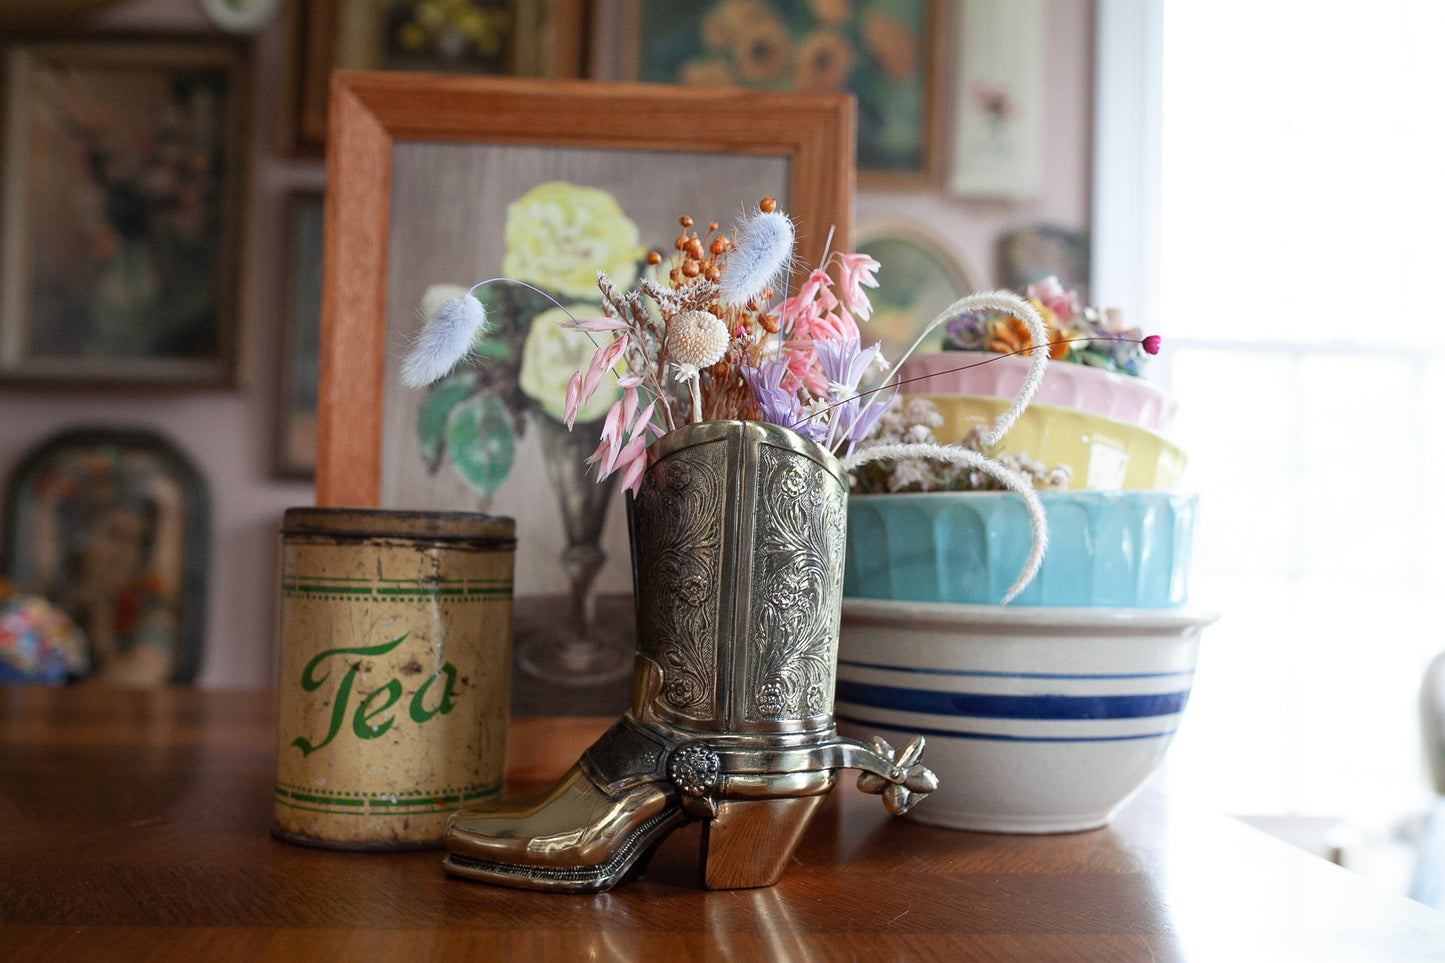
[895,352,1178,433]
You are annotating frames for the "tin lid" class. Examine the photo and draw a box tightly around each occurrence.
[281,507,515,545]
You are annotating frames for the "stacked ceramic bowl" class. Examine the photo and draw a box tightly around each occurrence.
[837,351,1217,833]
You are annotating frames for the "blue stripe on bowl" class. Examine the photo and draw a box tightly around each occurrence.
[835,681,1191,720]
[837,713,1179,743]
[838,657,1195,681]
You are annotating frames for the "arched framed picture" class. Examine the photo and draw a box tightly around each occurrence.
[854,218,976,365]
[1,428,209,684]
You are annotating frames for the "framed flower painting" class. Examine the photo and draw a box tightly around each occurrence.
[0,37,248,387]
[620,0,939,185]
[289,0,587,155]
[315,73,853,710]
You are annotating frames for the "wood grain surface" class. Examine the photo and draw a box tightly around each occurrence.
[3,687,1444,961]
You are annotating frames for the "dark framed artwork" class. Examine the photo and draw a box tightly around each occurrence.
[315,73,852,711]
[1000,224,1090,302]
[0,2,130,26]
[275,191,324,478]
[621,0,939,185]
[0,37,249,388]
[1,428,210,684]
[289,0,587,155]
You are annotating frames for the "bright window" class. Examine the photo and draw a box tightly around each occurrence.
[1156,0,1445,829]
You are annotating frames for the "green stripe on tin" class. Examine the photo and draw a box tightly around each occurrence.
[281,584,375,594]
[281,587,511,600]
[285,575,510,584]
[274,782,500,815]
[280,802,474,817]
[280,790,365,807]
[282,579,512,598]
[368,786,501,808]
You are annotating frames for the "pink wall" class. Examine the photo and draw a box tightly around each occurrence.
[0,0,1095,688]
[0,0,319,688]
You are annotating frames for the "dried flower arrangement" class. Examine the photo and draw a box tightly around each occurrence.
[400,199,1158,602]
[943,275,1159,377]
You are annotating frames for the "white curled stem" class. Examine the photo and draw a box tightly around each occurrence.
[878,290,1051,450]
[840,442,1049,605]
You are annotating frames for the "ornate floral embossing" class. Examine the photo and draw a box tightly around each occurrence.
[665,461,692,491]
[679,575,709,607]
[745,443,846,723]
[668,744,721,797]
[632,445,724,721]
[756,680,788,718]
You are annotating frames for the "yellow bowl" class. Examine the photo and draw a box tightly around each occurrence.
[914,394,1187,490]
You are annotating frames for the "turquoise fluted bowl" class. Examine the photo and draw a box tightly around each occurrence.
[844,491,1197,607]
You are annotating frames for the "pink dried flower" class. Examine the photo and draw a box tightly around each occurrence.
[834,252,880,321]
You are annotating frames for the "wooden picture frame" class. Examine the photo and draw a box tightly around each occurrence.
[0,36,249,388]
[315,73,851,704]
[275,191,325,478]
[289,0,587,155]
[2,427,210,684]
[618,0,940,187]
[317,72,852,507]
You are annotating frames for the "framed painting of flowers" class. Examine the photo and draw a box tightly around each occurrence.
[315,73,852,710]
[0,37,248,388]
[288,0,587,155]
[621,0,938,185]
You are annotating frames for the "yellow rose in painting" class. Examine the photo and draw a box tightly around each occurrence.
[519,305,622,424]
[501,182,645,299]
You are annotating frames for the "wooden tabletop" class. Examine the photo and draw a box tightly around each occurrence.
[3,687,1444,961]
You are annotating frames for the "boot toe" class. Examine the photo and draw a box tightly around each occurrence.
[445,764,675,871]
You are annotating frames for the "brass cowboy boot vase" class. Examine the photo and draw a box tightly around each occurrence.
[444,420,937,892]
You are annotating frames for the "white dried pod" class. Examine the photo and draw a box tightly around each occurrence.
[720,208,794,307]
[666,310,730,370]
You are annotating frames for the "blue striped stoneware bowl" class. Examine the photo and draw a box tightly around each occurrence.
[845,491,1197,607]
[836,598,1219,832]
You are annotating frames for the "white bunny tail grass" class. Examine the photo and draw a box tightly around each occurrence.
[721,208,795,307]
[880,290,1051,450]
[400,294,487,387]
[841,442,1049,605]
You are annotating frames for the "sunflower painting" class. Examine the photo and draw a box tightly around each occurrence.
[628,0,934,180]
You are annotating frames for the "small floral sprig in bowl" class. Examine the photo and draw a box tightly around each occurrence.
[850,397,1073,495]
[943,275,1155,377]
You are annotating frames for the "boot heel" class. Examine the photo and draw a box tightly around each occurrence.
[700,795,826,889]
